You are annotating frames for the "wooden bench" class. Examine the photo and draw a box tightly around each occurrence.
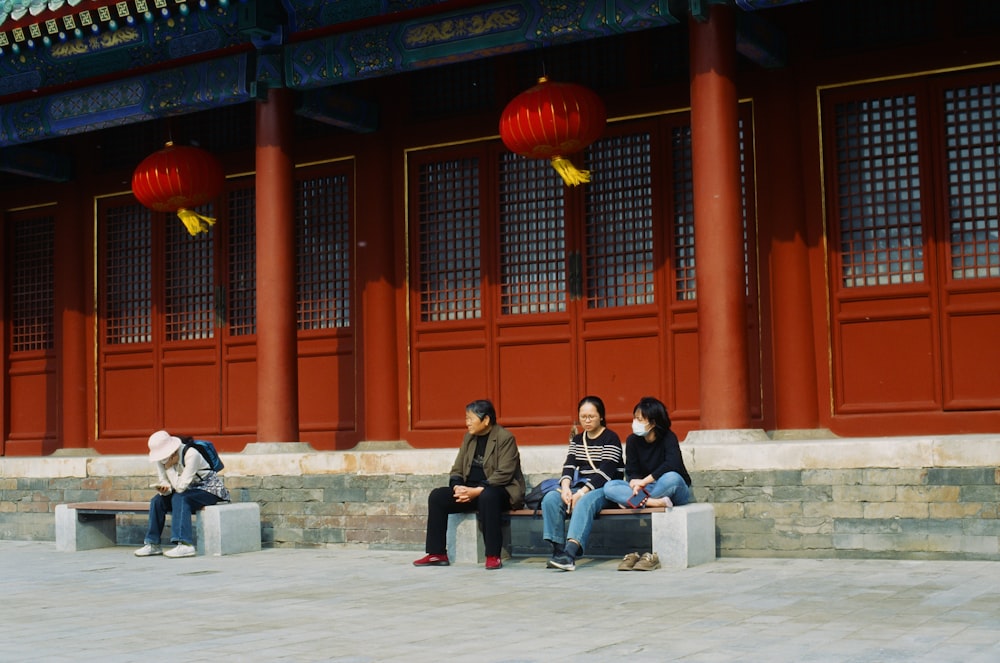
[55,501,262,556]
[448,503,716,569]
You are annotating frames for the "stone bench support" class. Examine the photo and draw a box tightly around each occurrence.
[55,501,262,556]
[448,502,716,569]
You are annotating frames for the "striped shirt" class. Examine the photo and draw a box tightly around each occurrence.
[560,428,624,490]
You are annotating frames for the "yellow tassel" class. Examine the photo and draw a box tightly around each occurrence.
[176,209,216,236]
[551,156,591,186]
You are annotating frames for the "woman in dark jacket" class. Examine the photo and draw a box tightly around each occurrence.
[604,396,692,510]
[413,399,525,570]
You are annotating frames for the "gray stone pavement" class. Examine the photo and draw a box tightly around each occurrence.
[3,540,1000,662]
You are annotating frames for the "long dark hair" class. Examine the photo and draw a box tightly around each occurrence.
[633,396,671,439]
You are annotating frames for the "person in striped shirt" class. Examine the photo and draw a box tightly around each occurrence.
[542,395,624,571]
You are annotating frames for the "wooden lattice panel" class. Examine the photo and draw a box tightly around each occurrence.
[296,173,351,330]
[835,94,925,287]
[584,131,656,309]
[104,202,152,344]
[227,185,257,336]
[943,82,1000,280]
[164,206,215,341]
[498,152,567,315]
[416,158,482,322]
[9,215,54,353]
[671,125,697,301]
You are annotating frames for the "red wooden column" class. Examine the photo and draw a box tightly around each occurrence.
[689,5,751,429]
[255,88,300,442]
[357,139,401,441]
[758,77,820,430]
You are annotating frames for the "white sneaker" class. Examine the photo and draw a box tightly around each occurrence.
[134,543,163,557]
[163,543,196,558]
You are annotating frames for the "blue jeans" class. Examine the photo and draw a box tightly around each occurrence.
[604,472,693,507]
[541,487,609,552]
[145,489,222,545]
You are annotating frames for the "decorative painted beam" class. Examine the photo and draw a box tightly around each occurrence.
[0,53,252,146]
[284,0,680,90]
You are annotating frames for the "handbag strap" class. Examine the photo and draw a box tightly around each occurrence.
[581,433,599,473]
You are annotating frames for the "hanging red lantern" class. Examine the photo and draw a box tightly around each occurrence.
[132,142,225,236]
[499,76,607,186]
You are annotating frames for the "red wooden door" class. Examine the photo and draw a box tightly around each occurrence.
[97,161,358,450]
[823,70,1000,434]
[408,110,760,444]
[4,210,57,454]
[97,194,238,448]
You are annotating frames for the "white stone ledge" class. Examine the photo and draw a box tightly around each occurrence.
[2,434,999,478]
[686,434,1000,471]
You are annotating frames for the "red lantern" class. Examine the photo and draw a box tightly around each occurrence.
[132,142,225,236]
[499,76,607,186]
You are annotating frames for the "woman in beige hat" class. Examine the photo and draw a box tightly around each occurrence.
[135,430,230,558]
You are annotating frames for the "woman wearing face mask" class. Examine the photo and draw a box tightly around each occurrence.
[604,396,693,512]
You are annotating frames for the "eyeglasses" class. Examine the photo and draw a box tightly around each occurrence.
[579,414,598,420]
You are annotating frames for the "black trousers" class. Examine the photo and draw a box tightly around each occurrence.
[425,485,511,557]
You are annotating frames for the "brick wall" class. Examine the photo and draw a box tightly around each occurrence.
[697,467,1000,559]
[1,436,999,559]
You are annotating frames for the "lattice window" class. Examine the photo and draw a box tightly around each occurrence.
[584,132,655,308]
[105,202,152,344]
[164,208,215,341]
[297,173,351,330]
[835,94,924,287]
[498,153,567,315]
[943,82,1000,280]
[417,158,482,322]
[9,215,54,352]
[228,185,257,336]
[672,126,697,300]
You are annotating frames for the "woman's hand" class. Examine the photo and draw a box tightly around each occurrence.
[453,485,483,503]
[567,486,589,512]
[628,479,645,495]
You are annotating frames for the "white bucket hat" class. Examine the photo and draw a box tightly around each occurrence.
[148,430,182,462]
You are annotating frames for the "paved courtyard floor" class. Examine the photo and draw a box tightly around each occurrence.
[3,540,999,662]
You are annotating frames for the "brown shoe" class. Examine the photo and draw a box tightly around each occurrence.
[633,552,661,571]
[617,552,640,571]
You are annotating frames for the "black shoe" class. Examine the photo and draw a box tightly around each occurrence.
[547,552,576,571]
[546,540,581,571]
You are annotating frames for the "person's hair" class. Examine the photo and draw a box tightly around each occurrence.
[633,396,672,438]
[465,399,496,425]
[577,395,606,426]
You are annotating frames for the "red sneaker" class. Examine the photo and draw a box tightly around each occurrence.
[485,555,502,570]
[412,553,450,567]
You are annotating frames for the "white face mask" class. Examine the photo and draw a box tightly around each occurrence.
[631,419,649,437]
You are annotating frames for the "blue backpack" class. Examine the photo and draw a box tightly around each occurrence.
[522,477,561,512]
[182,438,225,472]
